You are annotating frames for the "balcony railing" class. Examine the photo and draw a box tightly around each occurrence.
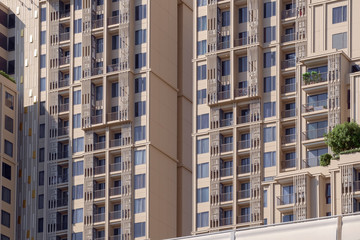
[282,159,296,169]
[282,109,296,118]
[220,118,233,127]
[281,59,296,69]
[108,112,121,121]
[59,78,70,88]
[220,143,233,153]
[218,90,230,100]
[302,157,320,168]
[110,186,124,196]
[281,83,296,94]
[237,215,251,224]
[110,139,123,148]
[302,100,328,113]
[354,181,360,191]
[108,16,120,25]
[217,41,230,50]
[110,162,123,172]
[60,11,70,19]
[92,115,103,125]
[92,18,104,29]
[237,164,250,174]
[94,165,106,175]
[282,134,296,144]
[56,223,68,231]
[107,64,121,73]
[94,213,105,223]
[59,103,69,113]
[58,127,69,137]
[234,37,248,47]
[59,56,70,66]
[277,194,294,205]
[235,87,248,97]
[237,140,251,150]
[220,217,233,226]
[57,175,68,184]
[281,33,296,43]
[302,127,327,141]
[281,8,296,19]
[92,67,103,76]
[303,72,328,85]
[109,236,122,240]
[58,151,69,160]
[220,167,232,177]
[94,141,106,151]
[238,115,250,124]
[109,210,123,220]
[237,189,250,199]
[94,189,105,199]
[56,198,68,208]
[59,32,70,42]
[220,192,233,202]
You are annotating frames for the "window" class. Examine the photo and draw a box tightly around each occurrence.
[326,183,331,204]
[74,0,82,10]
[134,222,145,238]
[73,161,84,176]
[333,6,347,24]
[222,60,230,76]
[134,198,146,214]
[73,137,84,153]
[197,0,206,7]
[135,5,147,21]
[135,53,147,68]
[74,43,82,57]
[39,124,45,138]
[73,114,81,128]
[38,218,43,233]
[2,163,11,180]
[197,138,209,154]
[197,16,207,31]
[239,7,247,23]
[40,54,46,68]
[264,102,276,118]
[197,40,207,56]
[41,8,46,21]
[197,163,209,178]
[134,174,145,189]
[332,32,347,49]
[197,89,207,105]
[0,235,9,240]
[283,214,293,222]
[307,148,328,167]
[4,140,13,157]
[74,66,82,81]
[135,77,146,93]
[264,126,276,142]
[40,31,46,45]
[112,35,119,49]
[134,126,146,141]
[96,38,103,53]
[264,2,276,18]
[197,114,209,130]
[264,76,276,92]
[264,26,276,42]
[4,116,13,133]
[264,151,276,168]
[1,210,10,228]
[7,60,14,74]
[38,148,45,163]
[8,36,15,51]
[74,19,82,33]
[197,212,209,228]
[72,184,83,200]
[96,85,103,101]
[238,56,247,72]
[222,11,230,26]
[72,232,83,240]
[135,29,147,45]
[264,190,268,207]
[264,52,276,68]
[197,65,206,80]
[135,101,146,117]
[72,208,83,224]
[38,194,44,209]
[5,92,13,110]
[197,187,209,203]
[73,90,81,105]
[134,150,146,165]
[2,187,10,204]
[112,82,119,97]
[38,171,44,186]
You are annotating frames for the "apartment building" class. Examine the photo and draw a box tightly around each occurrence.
[1,0,193,239]
[193,0,360,234]
[0,3,17,240]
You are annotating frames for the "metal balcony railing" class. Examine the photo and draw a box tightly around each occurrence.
[237,164,250,174]
[282,109,296,118]
[237,215,251,224]
[108,16,120,25]
[218,90,230,100]
[220,217,233,226]
[277,194,294,205]
[220,192,233,202]
[110,139,123,148]
[109,210,123,220]
[281,83,296,94]
[220,143,233,153]
[92,67,103,76]
[59,78,70,88]
[281,159,296,169]
[302,127,328,141]
[237,140,251,150]
[94,213,105,223]
[354,181,360,191]
[235,87,248,97]
[110,186,124,196]
[220,118,233,127]
[303,72,328,85]
[302,157,320,168]
[92,18,104,29]
[217,41,230,50]
[281,33,296,43]
[94,165,105,175]
[56,223,68,231]
[94,141,106,151]
[282,134,296,144]
[56,198,68,208]
[107,64,121,73]
[109,236,122,240]
[302,100,328,113]
[59,103,69,113]
[57,175,68,184]
[92,114,103,125]
[58,151,69,160]
[281,8,296,19]
[110,162,123,172]
[238,115,250,124]
[59,32,70,42]
[234,37,248,47]
[220,167,233,177]
[281,59,296,69]
[94,189,105,199]
[59,56,70,66]
[108,112,120,121]
[58,127,69,137]
[60,11,70,19]
[237,189,250,199]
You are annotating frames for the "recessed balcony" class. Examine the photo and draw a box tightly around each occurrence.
[220,118,233,128]
[94,141,106,151]
[94,165,106,175]
[220,167,233,177]
[237,115,250,124]
[59,56,70,66]
[277,194,294,205]
[302,72,328,86]
[218,90,231,101]
[237,189,250,200]
[237,164,250,174]
[281,33,296,43]
[302,128,327,141]
[237,140,251,150]
[217,41,230,50]
[235,87,248,97]
[282,134,296,144]
[59,103,69,113]
[220,217,233,226]
[237,215,250,224]
[281,159,296,169]
[56,198,68,208]
[281,83,296,94]
[220,192,233,202]
[109,210,123,221]
[92,114,103,125]
[92,18,104,29]
[94,189,105,199]
[282,109,296,118]
[220,143,233,153]
[281,8,296,19]
[234,37,248,47]
[59,78,70,88]
[94,213,105,223]
[281,59,296,69]
[302,157,320,168]
[58,127,69,137]
[92,67,104,76]
[59,32,70,42]
[302,100,328,113]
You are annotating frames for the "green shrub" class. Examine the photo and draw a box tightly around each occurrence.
[320,153,332,166]
[0,70,15,83]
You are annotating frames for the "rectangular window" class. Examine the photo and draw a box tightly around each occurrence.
[2,163,11,180]
[264,190,267,207]
[38,171,44,186]
[264,76,276,92]
[264,2,276,18]
[283,214,293,222]
[134,198,146,214]
[135,5,147,21]
[197,65,207,80]
[41,8,46,22]
[239,7,247,23]
[197,163,209,178]
[112,82,119,97]
[263,126,276,142]
[74,66,82,81]
[135,29,147,45]
[74,43,82,57]
[222,60,230,76]
[197,89,207,105]
[73,90,81,105]
[5,92,14,110]
[134,222,146,238]
[197,187,209,203]
[238,56,247,72]
[40,77,46,92]
[8,37,15,51]
[39,124,45,138]
[96,85,103,101]
[72,208,83,224]
[135,101,146,117]
[135,53,147,68]
[326,183,331,204]
[264,151,276,168]
[197,16,207,31]
[1,235,10,240]
[1,210,10,228]
[38,218,43,233]
[134,126,146,141]
[40,31,46,45]
[197,138,209,154]
[197,40,207,56]
[4,116,13,133]
[72,184,83,200]
[333,6,347,24]
[39,148,45,162]
[40,101,46,116]
[73,114,81,128]
[112,35,119,49]
[264,52,276,68]
[74,0,82,10]
[264,102,276,118]
[222,11,230,26]
[1,187,10,204]
[38,194,44,209]
[264,26,276,42]
[72,233,83,240]
[73,137,84,153]
[332,32,347,49]
[74,19,82,33]
[134,150,146,165]
[197,0,207,7]
[196,212,209,228]
[134,174,146,189]
[96,38,103,53]
[7,60,14,74]
[40,54,46,68]
[197,114,209,130]
[135,77,146,93]
[4,140,13,157]
[72,161,84,176]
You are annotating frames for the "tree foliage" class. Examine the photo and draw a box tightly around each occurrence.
[324,121,360,155]
[320,153,332,166]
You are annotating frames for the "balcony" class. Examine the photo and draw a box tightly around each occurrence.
[92,67,103,76]
[57,175,68,184]
[281,33,296,43]
[92,115,103,125]
[110,186,125,197]
[220,167,233,177]
[110,162,123,172]
[302,100,328,113]
[237,189,250,200]
[220,143,233,153]
[94,189,105,199]
[217,41,230,50]
[60,10,70,19]
[234,37,248,47]
[282,134,296,144]
[56,223,68,232]
[220,217,233,226]
[94,165,106,175]
[282,159,296,169]
[59,103,69,113]
[94,142,106,151]
[58,150,69,160]
[218,90,230,101]
[107,64,121,73]
[59,32,70,42]
[282,109,296,118]
[94,213,105,223]
[220,192,233,202]
[109,236,122,240]
[277,194,294,205]
[281,59,296,69]
[302,128,327,141]
[56,198,68,208]
[303,72,328,85]
[281,8,296,19]
[354,181,360,191]
[281,84,296,94]
[235,87,248,97]
[237,140,251,150]
[237,215,250,224]
[220,118,233,128]
[110,139,125,148]
[237,115,250,124]
[109,210,123,220]
[108,16,120,26]
[92,18,104,29]
[58,127,69,137]
[237,164,250,174]
[59,56,70,66]
[302,157,320,168]
[59,78,70,88]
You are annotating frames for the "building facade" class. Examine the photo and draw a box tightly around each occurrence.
[193,0,360,234]
[1,0,193,239]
